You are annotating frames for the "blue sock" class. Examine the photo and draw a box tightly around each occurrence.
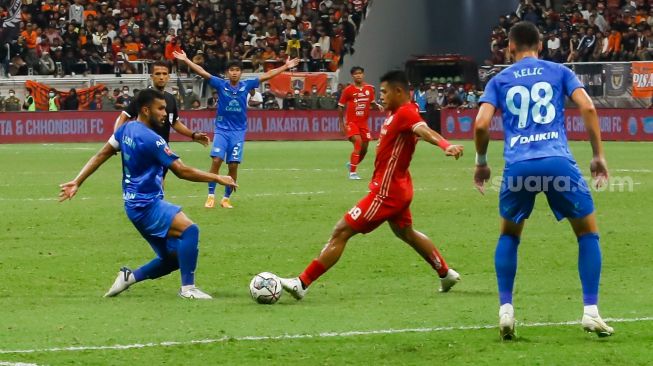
[495,234,520,305]
[224,185,233,198]
[133,257,179,282]
[177,224,200,286]
[208,182,216,195]
[578,233,601,305]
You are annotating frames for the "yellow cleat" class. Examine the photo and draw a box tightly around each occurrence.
[220,197,233,209]
[204,194,215,208]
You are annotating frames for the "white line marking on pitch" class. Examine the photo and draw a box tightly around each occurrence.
[0,361,40,366]
[0,316,650,355]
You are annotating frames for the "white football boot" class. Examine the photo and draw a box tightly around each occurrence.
[279,277,308,300]
[178,286,213,300]
[499,303,516,341]
[439,268,461,293]
[104,267,135,297]
[582,313,614,337]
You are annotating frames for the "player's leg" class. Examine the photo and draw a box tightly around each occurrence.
[357,127,371,165]
[281,218,359,300]
[543,158,612,336]
[167,210,211,299]
[494,162,536,340]
[387,208,460,292]
[221,133,244,208]
[207,131,228,208]
[345,123,363,179]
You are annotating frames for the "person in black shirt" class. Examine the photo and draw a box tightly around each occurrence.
[113,60,209,145]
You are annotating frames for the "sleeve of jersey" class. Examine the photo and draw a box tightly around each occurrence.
[246,78,261,91]
[562,66,584,97]
[208,76,224,90]
[478,78,499,108]
[337,88,348,107]
[401,107,427,132]
[151,137,180,168]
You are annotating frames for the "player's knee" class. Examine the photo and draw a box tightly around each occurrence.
[181,224,199,240]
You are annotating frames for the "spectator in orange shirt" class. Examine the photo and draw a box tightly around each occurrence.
[603,28,622,60]
[165,37,182,72]
[83,4,97,22]
[123,35,141,61]
[21,23,39,70]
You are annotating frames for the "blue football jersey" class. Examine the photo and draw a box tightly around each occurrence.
[208,76,260,132]
[111,121,179,208]
[479,57,583,165]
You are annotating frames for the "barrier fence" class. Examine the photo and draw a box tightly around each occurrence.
[1,109,652,144]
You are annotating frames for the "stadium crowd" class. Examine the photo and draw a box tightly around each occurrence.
[5,0,369,77]
[488,0,653,65]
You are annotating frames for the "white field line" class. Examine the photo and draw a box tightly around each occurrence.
[0,316,651,355]
[0,362,40,366]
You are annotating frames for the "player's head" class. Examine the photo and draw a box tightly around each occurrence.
[227,60,243,83]
[150,60,170,90]
[379,70,410,111]
[508,21,542,56]
[135,89,167,127]
[350,66,365,84]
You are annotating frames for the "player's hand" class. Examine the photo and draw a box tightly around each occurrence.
[285,57,300,70]
[172,50,188,62]
[590,156,609,189]
[59,181,79,202]
[217,175,238,191]
[193,132,210,147]
[376,103,384,113]
[474,165,491,195]
[445,144,464,160]
[338,121,347,136]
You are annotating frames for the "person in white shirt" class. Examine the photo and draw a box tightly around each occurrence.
[247,88,264,109]
[69,0,84,25]
[167,13,182,36]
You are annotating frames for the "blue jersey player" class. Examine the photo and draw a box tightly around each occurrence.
[474,22,613,340]
[59,89,236,299]
[174,50,299,209]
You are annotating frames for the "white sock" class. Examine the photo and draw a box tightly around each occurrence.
[181,285,195,292]
[584,305,599,317]
[499,303,514,317]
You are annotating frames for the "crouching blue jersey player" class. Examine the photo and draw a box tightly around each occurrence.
[59,89,237,299]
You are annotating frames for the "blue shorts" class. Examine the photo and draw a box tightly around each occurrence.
[499,157,594,223]
[126,199,182,239]
[210,129,246,163]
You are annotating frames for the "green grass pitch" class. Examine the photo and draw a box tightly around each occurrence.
[0,140,651,365]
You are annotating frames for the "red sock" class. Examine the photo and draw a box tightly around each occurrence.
[429,248,450,277]
[298,259,327,287]
[349,152,360,173]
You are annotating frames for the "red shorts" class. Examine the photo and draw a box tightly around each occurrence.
[344,192,412,234]
[345,121,372,141]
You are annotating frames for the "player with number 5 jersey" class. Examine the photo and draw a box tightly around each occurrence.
[474,21,613,340]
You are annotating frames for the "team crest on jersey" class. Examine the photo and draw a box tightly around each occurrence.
[364,90,370,96]
[164,146,173,156]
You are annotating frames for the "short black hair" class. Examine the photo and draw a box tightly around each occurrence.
[509,21,541,51]
[135,89,165,114]
[227,60,243,70]
[151,60,170,73]
[380,70,409,92]
[350,66,364,74]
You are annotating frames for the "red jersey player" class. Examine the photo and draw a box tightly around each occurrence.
[280,70,464,300]
[338,66,384,180]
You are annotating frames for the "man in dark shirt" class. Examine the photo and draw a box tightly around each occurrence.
[114,60,209,145]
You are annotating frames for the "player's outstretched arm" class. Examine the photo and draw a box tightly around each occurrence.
[171,119,210,146]
[259,57,300,83]
[473,103,494,195]
[571,88,608,187]
[173,50,212,79]
[413,124,464,159]
[59,142,117,202]
[168,159,238,188]
[113,111,130,132]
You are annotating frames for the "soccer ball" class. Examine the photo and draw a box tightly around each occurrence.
[249,272,283,304]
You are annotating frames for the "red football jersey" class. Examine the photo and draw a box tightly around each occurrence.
[369,103,426,201]
[338,84,376,125]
